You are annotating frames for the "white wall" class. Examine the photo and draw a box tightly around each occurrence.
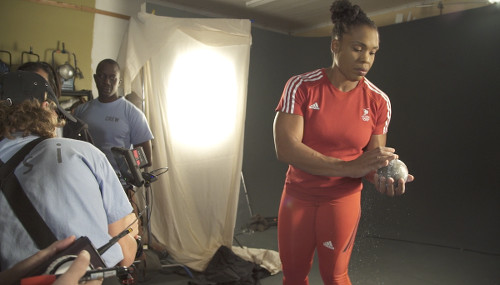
[91,0,146,97]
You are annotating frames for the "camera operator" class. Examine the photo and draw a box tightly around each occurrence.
[0,71,139,272]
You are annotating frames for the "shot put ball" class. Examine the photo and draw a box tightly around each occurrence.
[377,159,408,188]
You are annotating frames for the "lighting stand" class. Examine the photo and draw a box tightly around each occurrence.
[240,171,254,218]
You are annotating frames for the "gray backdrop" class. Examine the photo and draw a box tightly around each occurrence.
[148,3,500,256]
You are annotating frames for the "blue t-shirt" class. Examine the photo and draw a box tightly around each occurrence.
[74,97,154,171]
[0,135,133,270]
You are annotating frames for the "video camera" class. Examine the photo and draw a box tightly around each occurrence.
[111,146,154,187]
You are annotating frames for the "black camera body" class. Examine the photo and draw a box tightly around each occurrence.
[23,236,136,283]
[111,146,149,187]
[28,236,105,277]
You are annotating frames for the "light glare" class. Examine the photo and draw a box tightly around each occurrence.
[166,49,237,150]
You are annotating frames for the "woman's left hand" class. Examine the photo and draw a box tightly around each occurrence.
[374,173,415,197]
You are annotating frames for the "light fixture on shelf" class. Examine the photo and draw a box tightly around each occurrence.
[52,42,83,91]
[58,62,75,80]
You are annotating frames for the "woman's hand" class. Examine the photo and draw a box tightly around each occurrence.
[374,172,415,197]
[346,146,398,178]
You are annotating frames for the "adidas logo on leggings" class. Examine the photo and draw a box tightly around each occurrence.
[323,241,334,250]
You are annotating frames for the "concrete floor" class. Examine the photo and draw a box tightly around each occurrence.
[130,227,500,285]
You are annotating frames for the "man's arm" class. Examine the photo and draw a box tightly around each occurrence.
[108,213,139,267]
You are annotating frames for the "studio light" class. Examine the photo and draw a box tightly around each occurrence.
[166,48,237,150]
[57,62,75,80]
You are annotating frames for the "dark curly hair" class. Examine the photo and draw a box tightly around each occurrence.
[330,0,377,40]
[0,99,61,139]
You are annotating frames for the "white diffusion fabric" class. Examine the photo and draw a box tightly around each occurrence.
[117,12,252,271]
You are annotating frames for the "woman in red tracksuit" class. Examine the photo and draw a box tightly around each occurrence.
[273,1,414,284]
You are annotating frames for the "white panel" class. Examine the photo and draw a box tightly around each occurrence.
[91,0,144,97]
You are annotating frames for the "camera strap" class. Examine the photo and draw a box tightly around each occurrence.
[0,137,58,249]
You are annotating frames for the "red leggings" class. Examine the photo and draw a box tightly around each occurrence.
[278,190,361,285]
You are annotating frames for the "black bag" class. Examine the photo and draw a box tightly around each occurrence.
[63,117,94,143]
[189,246,271,285]
[0,137,57,250]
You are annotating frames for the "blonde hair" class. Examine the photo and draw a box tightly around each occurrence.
[0,99,64,139]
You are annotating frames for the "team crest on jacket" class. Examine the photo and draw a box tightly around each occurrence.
[361,108,370,122]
